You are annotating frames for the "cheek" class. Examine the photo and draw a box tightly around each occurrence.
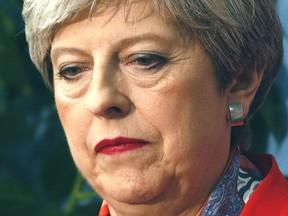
[55,88,91,141]
[55,93,95,175]
[134,76,225,134]
[132,73,228,160]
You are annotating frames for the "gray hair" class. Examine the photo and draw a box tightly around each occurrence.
[22,0,283,151]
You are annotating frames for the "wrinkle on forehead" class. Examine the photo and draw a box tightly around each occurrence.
[60,0,156,26]
[54,0,193,46]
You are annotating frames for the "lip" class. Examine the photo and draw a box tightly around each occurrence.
[94,137,149,155]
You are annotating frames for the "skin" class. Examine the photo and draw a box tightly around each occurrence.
[51,1,262,215]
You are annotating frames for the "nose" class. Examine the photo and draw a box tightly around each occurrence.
[84,69,131,119]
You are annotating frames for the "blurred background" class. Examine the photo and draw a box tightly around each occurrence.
[0,0,287,215]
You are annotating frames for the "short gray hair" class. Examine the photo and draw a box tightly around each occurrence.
[23,0,283,151]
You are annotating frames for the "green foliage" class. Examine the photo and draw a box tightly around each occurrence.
[250,81,288,153]
[0,0,101,215]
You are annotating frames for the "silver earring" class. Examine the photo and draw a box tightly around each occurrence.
[229,103,244,126]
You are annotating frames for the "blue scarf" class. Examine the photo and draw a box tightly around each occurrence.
[201,153,263,216]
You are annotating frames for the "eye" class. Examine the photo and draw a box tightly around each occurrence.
[125,53,168,72]
[57,65,90,81]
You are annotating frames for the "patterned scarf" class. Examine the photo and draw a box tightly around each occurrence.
[200,152,262,216]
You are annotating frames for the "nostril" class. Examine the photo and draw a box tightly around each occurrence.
[105,106,123,117]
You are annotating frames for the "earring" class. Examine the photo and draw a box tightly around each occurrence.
[229,103,244,126]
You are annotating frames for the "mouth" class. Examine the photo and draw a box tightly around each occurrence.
[94,137,149,155]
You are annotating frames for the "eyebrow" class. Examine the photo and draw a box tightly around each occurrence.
[51,33,176,61]
[51,47,91,62]
[115,33,174,48]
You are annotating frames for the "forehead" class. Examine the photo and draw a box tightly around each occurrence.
[53,0,189,49]
[52,1,187,51]
[58,0,174,29]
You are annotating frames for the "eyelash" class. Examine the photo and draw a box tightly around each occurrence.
[124,53,168,72]
[57,65,90,81]
[56,53,168,81]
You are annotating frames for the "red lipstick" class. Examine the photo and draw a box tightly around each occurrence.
[94,137,149,155]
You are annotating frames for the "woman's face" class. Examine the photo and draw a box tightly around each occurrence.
[52,1,232,214]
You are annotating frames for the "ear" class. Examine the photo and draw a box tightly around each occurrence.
[227,69,263,118]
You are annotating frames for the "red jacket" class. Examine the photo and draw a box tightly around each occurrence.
[241,154,288,215]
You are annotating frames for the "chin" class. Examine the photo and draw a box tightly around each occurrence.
[108,187,158,204]
[90,171,173,205]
